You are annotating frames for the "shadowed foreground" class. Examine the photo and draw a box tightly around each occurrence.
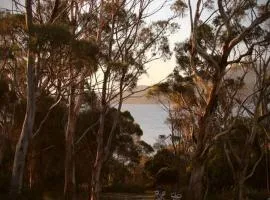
[41,193,154,200]
[101,193,154,200]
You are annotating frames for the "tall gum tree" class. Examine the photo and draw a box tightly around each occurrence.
[10,0,36,197]
[184,0,270,199]
[61,1,99,199]
[6,0,92,198]
[222,44,270,199]
[87,0,179,199]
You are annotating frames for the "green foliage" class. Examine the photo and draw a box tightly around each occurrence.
[110,61,129,73]
[137,141,154,154]
[156,167,179,185]
[71,39,99,70]
[171,0,187,16]
[208,144,234,192]
[32,24,72,50]
[196,23,214,48]
[144,148,189,191]
[148,69,197,106]
[174,42,191,72]
[71,39,98,59]
[31,96,67,191]
[203,0,215,10]
[144,149,176,177]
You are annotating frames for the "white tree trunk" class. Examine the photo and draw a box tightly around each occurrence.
[10,40,35,198]
[10,1,35,196]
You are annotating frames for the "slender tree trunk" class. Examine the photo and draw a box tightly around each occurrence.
[235,177,245,200]
[188,160,205,200]
[237,182,244,200]
[90,108,105,200]
[90,158,103,200]
[10,113,35,197]
[64,85,78,200]
[10,56,35,197]
[64,76,84,200]
[10,0,35,197]
[64,109,76,200]
[89,70,124,200]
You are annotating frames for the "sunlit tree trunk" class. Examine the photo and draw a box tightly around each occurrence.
[64,79,84,200]
[187,78,220,200]
[89,67,107,200]
[10,0,35,197]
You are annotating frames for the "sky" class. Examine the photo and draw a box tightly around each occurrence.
[0,0,192,85]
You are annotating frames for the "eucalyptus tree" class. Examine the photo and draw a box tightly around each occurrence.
[60,1,99,198]
[18,2,98,199]
[220,42,270,199]
[185,0,270,199]
[0,11,25,157]
[0,0,95,197]
[76,107,149,188]
[83,0,179,199]
[148,69,198,157]
[9,0,36,197]
[0,9,35,197]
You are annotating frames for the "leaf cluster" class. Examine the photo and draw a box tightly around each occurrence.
[32,24,72,51]
[0,12,25,35]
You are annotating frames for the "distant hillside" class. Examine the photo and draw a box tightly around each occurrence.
[124,67,261,104]
[123,85,159,104]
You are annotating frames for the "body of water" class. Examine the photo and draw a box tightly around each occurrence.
[121,104,170,145]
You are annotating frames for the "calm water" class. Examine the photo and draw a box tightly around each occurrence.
[121,104,170,145]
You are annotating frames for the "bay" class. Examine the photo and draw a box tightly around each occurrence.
[121,104,171,145]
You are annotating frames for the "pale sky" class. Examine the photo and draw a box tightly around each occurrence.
[0,0,12,10]
[138,0,192,85]
[0,0,192,85]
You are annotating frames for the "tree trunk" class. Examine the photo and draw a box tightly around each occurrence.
[90,159,103,200]
[64,90,77,200]
[64,117,76,200]
[10,0,35,196]
[10,114,35,197]
[90,109,105,200]
[188,161,205,200]
[235,178,245,200]
[64,78,84,200]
